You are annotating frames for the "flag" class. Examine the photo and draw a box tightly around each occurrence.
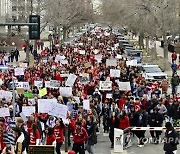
[39,88,47,97]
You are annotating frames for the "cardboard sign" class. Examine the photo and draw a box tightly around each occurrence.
[83,100,90,110]
[14,67,24,76]
[38,99,57,114]
[34,81,43,89]
[22,106,35,116]
[59,87,72,97]
[84,62,91,68]
[50,80,60,89]
[99,81,112,91]
[52,103,68,120]
[106,59,117,67]
[16,88,25,94]
[110,69,120,78]
[0,108,10,117]
[39,88,47,97]
[65,74,77,87]
[118,82,131,91]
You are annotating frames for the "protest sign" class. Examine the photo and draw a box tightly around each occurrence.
[73,97,80,103]
[16,88,24,94]
[65,74,77,87]
[23,82,30,90]
[79,50,85,55]
[126,59,137,66]
[45,81,51,88]
[0,108,10,117]
[99,81,112,91]
[53,104,68,120]
[106,59,117,67]
[14,67,24,76]
[19,63,27,68]
[34,81,43,89]
[110,69,120,78]
[38,99,57,114]
[95,55,102,63]
[0,90,12,101]
[118,82,131,91]
[60,59,68,65]
[50,80,60,88]
[84,62,91,68]
[59,87,72,97]
[83,100,90,110]
[20,112,28,122]
[116,54,123,59]
[24,92,33,98]
[79,73,89,84]
[39,88,47,97]
[22,106,35,116]
[106,93,112,98]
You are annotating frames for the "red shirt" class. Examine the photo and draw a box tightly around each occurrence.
[119,116,130,130]
[29,129,41,145]
[73,127,88,144]
[46,134,56,145]
[54,125,64,143]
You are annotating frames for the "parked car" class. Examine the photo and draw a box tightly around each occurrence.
[124,49,142,63]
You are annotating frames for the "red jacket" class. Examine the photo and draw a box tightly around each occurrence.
[54,125,64,143]
[119,116,130,130]
[73,127,88,144]
[29,129,41,145]
[119,97,126,110]
[46,134,56,145]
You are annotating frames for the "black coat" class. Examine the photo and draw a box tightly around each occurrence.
[172,105,180,120]
[86,122,97,145]
[164,129,179,152]
[149,112,163,127]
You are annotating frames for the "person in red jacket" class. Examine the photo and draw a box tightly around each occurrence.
[45,127,56,145]
[0,126,5,154]
[29,123,41,145]
[54,119,65,154]
[171,51,177,63]
[72,121,88,154]
[119,110,130,130]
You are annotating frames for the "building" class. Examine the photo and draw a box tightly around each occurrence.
[0,0,11,17]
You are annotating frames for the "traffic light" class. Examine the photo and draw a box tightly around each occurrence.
[29,15,40,40]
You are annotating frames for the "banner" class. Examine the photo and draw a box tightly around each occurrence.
[50,80,60,88]
[59,87,72,97]
[110,69,120,78]
[99,81,112,91]
[114,128,123,153]
[22,106,35,116]
[83,100,90,110]
[106,59,117,67]
[14,67,24,76]
[0,108,10,117]
[65,74,77,87]
[118,82,131,91]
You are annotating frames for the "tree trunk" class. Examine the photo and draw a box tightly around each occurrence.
[145,36,149,58]
[139,32,144,49]
[163,34,169,71]
[63,26,68,42]
[58,26,62,46]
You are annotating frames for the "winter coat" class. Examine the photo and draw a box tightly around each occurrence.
[149,112,163,127]
[86,122,97,145]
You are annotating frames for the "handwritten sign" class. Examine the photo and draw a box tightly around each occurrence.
[126,59,137,66]
[106,59,117,67]
[110,69,120,78]
[99,81,112,91]
[14,67,24,76]
[118,82,131,91]
[83,100,90,110]
[79,73,89,83]
[59,87,72,97]
[0,90,12,101]
[0,108,10,117]
[22,106,35,116]
[38,99,57,114]
[34,81,43,89]
[65,74,77,87]
[50,80,60,89]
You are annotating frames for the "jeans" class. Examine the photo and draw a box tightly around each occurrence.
[56,142,63,154]
[85,143,95,154]
[172,85,177,94]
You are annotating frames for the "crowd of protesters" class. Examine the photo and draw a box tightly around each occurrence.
[0,26,179,154]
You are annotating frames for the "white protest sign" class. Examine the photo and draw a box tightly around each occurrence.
[79,50,86,55]
[83,100,90,110]
[0,90,12,101]
[99,81,112,91]
[22,106,35,116]
[106,93,112,98]
[23,82,30,90]
[60,59,68,65]
[0,108,10,117]
[118,82,131,91]
[45,81,51,88]
[50,80,60,89]
[65,74,77,87]
[114,128,123,153]
[14,67,24,76]
[126,59,137,66]
[20,112,28,122]
[59,87,72,97]
[79,73,89,84]
[116,54,123,59]
[110,69,120,78]
[95,55,102,62]
[53,104,68,120]
[106,59,117,67]
[38,99,57,114]
[34,81,43,89]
